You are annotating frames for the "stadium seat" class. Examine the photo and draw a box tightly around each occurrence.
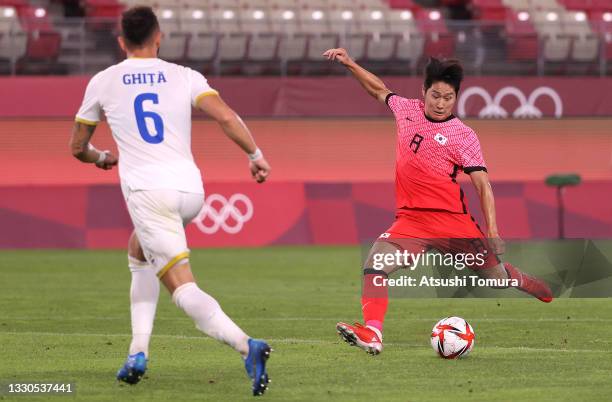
[358,9,388,34]
[589,11,612,68]
[179,7,210,32]
[590,0,612,12]
[296,0,327,10]
[529,0,564,11]
[387,9,416,33]
[558,0,594,11]
[157,20,187,61]
[209,0,241,9]
[238,0,270,9]
[269,8,299,34]
[533,11,571,62]
[179,0,214,9]
[186,31,217,62]
[306,33,338,61]
[18,6,62,61]
[217,32,248,62]
[501,0,529,10]
[216,32,248,74]
[570,32,599,62]
[505,10,539,62]
[85,0,123,20]
[386,0,420,11]
[396,31,424,65]
[415,9,455,58]
[564,11,599,62]
[247,32,279,62]
[328,9,360,34]
[0,6,27,66]
[298,9,331,34]
[328,0,358,10]
[0,0,28,13]
[342,32,367,60]
[277,32,307,73]
[365,33,395,61]
[209,8,240,33]
[239,8,271,33]
[472,0,507,21]
[359,0,388,9]
[268,0,299,9]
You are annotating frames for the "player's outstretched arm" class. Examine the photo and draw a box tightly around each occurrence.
[469,170,505,255]
[197,94,271,183]
[323,48,392,103]
[69,121,118,170]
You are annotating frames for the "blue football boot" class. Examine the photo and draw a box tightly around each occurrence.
[117,352,147,385]
[244,339,272,396]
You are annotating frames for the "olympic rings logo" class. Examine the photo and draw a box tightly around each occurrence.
[192,193,254,234]
[457,86,563,118]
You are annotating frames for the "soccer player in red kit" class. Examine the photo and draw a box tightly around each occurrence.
[323,48,553,355]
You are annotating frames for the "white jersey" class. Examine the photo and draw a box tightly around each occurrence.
[76,58,217,194]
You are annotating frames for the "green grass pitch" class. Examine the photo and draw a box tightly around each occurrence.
[1,247,612,401]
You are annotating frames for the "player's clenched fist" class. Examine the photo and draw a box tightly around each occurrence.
[95,151,118,170]
[250,157,271,183]
[323,48,353,66]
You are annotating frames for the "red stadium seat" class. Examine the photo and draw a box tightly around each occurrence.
[17,6,61,61]
[558,0,594,11]
[0,0,27,11]
[589,11,612,63]
[472,0,508,21]
[386,0,421,11]
[85,0,124,19]
[591,0,612,12]
[505,10,539,61]
[590,11,612,34]
[415,9,455,58]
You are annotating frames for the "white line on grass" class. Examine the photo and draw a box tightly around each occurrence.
[1,317,611,323]
[0,331,610,354]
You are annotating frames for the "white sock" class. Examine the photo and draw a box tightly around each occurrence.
[128,256,159,357]
[173,282,249,356]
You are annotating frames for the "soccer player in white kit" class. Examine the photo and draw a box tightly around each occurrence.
[69,7,273,396]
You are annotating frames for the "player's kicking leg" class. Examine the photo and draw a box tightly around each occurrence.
[478,261,553,303]
[117,232,157,384]
[336,240,406,355]
[162,261,272,396]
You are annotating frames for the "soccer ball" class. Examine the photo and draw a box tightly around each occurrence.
[430,316,475,359]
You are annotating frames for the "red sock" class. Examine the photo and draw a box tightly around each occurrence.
[361,270,388,332]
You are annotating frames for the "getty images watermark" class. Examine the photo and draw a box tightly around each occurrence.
[361,239,612,298]
[369,247,519,289]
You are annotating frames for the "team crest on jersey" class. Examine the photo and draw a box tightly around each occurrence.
[379,232,391,239]
[434,133,448,145]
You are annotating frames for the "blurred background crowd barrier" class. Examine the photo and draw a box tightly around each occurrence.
[0,0,611,76]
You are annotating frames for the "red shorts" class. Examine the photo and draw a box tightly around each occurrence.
[377,209,500,270]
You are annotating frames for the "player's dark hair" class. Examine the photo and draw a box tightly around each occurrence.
[121,6,160,48]
[423,57,464,94]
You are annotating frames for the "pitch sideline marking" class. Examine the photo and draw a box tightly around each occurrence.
[0,330,610,354]
[2,316,612,323]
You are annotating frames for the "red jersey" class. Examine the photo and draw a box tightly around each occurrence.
[386,94,486,214]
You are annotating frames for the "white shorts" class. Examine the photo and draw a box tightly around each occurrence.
[122,185,204,277]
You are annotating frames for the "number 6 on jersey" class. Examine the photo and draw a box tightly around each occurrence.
[134,93,164,144]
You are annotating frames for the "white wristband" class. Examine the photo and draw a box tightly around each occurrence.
[88,143,106,164]
[248,148,263,161]
[96,151,107,164]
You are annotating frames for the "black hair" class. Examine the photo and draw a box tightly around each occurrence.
[121,6,160,48]
[423,57,464,94]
